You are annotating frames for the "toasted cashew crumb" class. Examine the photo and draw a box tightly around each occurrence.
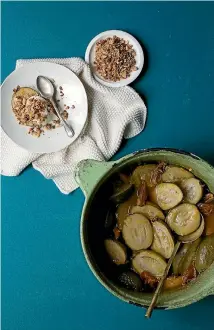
[94,35,137,82]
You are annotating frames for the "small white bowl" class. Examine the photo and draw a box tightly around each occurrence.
[85,30,144,88]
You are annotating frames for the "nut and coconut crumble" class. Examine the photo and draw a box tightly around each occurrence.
[12,86,69,137]
[94,35,137,82]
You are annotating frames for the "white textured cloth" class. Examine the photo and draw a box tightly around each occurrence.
[1,58,147,194]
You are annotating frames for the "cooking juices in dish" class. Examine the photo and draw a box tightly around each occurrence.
[12,86,68,137]
[103,163,214,292]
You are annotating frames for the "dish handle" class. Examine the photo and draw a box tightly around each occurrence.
[75,159,116,197]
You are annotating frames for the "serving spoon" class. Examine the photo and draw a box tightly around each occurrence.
[36,76,74,138]
[145,241,181,318]
[145,226,203,318]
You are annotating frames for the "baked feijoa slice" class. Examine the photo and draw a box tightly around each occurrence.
[130,203,165,221]
[12,87,38,107]
[178,215,204,242]
[122,213,153,250]
[162,166,194,184]
[155,183,183,210]
[180,178,203,204]
[131,164,156,188]
[172,243,192,275]
[132,250,167,277]
[179,238,201,274]
[116,193,137,230]
[104,239,127,265]
[195,234,214,273]
[151,220,174,259]
[166,203,201,236]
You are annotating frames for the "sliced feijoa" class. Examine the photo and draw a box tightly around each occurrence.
[155,183,183,210]
[195,234,214,273]
[162,166,194,183]
[178,216,204,242]
[131,164,156,188]
[148,187,159,205]
[118,271,143,291]
[116,193,137,230]
[104,239,127,265]
[146,201,161,208]
[132,250,167,277]
[12,87,38,107]
[180,178,203,204]
[151,220,174,259]
[179,238,201,274]
[122,214,153,250]
[172,244,191,275]
[130,204,165,221]
[166,203,201,236]
[110,182,134,203]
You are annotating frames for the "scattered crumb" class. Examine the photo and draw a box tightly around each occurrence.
[13,85,20,93]
[44,119,61,131]
[53,119,61,127]
[62,110,68,120]
[28,126,43,138]
[44,123,53,130]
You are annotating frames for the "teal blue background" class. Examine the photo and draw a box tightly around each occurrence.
[2,1,214,330]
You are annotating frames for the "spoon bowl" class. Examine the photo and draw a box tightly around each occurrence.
[36,76,55,99]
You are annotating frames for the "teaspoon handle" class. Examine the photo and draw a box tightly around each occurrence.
[50,98,75,138]
[145,241,181,318]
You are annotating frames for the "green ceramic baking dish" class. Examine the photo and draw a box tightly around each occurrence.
[75,148,214,309]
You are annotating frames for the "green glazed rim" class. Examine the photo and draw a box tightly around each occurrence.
[76,148,214,310]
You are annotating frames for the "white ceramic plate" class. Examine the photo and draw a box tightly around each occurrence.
[85,30,144,88]
[1,62,88,153]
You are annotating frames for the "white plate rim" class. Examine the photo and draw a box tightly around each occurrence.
[85,30,144,88]
[1,62,88,154]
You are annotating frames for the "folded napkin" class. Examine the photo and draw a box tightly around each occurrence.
[1,58,147,194]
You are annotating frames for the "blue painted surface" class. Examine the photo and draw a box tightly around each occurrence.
[2,2,214,330]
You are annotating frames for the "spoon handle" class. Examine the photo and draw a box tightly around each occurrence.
[145,241,181,318]
[50,98,75,138]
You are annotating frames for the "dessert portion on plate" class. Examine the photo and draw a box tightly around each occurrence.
[12,86,68,137]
